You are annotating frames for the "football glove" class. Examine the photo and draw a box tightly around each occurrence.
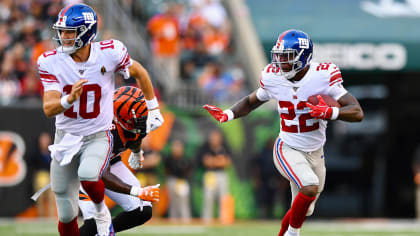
[128,150,144,169]
[138,184,160,202]
[203,104,230,123]
[306,95,335,120]
[146,109,164,132]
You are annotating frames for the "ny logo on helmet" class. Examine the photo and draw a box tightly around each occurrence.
[298,38,309,49]
[82,12,96,24]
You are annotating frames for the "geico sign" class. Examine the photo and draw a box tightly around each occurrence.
[313,43,406,70]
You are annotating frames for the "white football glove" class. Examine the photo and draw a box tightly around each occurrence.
[128,150,144,169]
[146,109,164,132]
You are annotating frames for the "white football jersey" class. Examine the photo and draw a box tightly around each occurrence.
[256,62,348,152]
[38,39,133,136]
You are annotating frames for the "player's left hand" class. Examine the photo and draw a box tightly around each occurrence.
[138,184,160,202]
[306,95,333,120]
[128,150,144,169]
[146,109,164,133]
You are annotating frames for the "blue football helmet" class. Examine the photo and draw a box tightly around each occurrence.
[271,29,313,79]
[52,4,97,54]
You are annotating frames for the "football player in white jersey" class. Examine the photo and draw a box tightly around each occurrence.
[203,29,363,236]
[37,4,164,236]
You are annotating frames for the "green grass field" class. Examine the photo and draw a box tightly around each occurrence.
[1,219,420,236]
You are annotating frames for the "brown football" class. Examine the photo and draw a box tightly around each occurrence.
[307,94,341,108]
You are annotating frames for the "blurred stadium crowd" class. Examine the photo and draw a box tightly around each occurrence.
[0,0,249,106]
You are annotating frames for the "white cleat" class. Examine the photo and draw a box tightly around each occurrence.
[284,230,299,236]
[94,208,115,236]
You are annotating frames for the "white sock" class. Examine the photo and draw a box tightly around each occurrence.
[94,200,106,212]
[288,225,300,234]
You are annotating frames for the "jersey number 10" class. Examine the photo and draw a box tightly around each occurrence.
[63,84,101,119]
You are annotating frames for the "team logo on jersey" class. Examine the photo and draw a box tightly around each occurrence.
[0,131,27,187]
[101,66,106,75]
[298,38,310,49]
[82,12,96,24]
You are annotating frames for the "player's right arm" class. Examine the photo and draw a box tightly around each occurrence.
[42,79,87,118]
[203,89,267,122]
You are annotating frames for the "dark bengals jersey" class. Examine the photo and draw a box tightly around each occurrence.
[109,122,146,163]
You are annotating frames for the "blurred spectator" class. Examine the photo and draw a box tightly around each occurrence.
[202,24,229,56]
[198,61,245,104]
[136,135,162,188]
[136,135,162,217]
[251,138,287,219]
[31,132,55,217]
[413,145,420,221]
[0,0,63,105]
[199,0,229,32]
[19,66,43,102]
[164,139,192,222]
[188,43,215,68]
[197,129,231,222]
[147,2,181,95]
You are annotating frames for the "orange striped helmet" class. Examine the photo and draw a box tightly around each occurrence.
[113,86,148,135]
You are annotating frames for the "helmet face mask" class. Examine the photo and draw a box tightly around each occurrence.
[271,29,313,79]
[52,4,97,54]
[131,115,148,137]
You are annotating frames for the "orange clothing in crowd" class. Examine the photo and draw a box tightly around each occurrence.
[203,29,229,55]
[147,14,180,56]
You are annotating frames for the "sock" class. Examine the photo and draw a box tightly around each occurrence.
[58,217,79,236]
[288,225,300,234]
[278,210,291,236]
[79,218,97,236]
[81,180,105,204]
[289,192,316,229]
[113,206,152,232]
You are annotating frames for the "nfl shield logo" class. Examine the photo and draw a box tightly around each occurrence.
[79,69,85,75]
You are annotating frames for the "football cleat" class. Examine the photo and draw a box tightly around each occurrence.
[94,208,114,236]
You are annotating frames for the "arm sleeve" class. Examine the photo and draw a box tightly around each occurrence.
[256,72,272,101]
[37,55,60,92]
[327,64,347,100]
[113,40,133,79]
[256,87,271,101]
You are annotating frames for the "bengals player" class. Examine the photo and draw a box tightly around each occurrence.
[79,86,160,236]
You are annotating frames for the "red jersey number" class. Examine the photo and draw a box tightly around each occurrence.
[63,84,101,119]
[316,62,332,71]
[278,101,319,133]
[99,40,114,50]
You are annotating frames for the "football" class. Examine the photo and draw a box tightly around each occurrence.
[307,94,341,108]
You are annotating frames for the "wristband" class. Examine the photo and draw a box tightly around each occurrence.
[146,97,159,110]
[130,186,140,196]
[60,95,72,109]
[330,107,339,120]
[223,109,234,121]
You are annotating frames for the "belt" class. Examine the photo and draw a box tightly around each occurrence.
[56,129,108,142]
